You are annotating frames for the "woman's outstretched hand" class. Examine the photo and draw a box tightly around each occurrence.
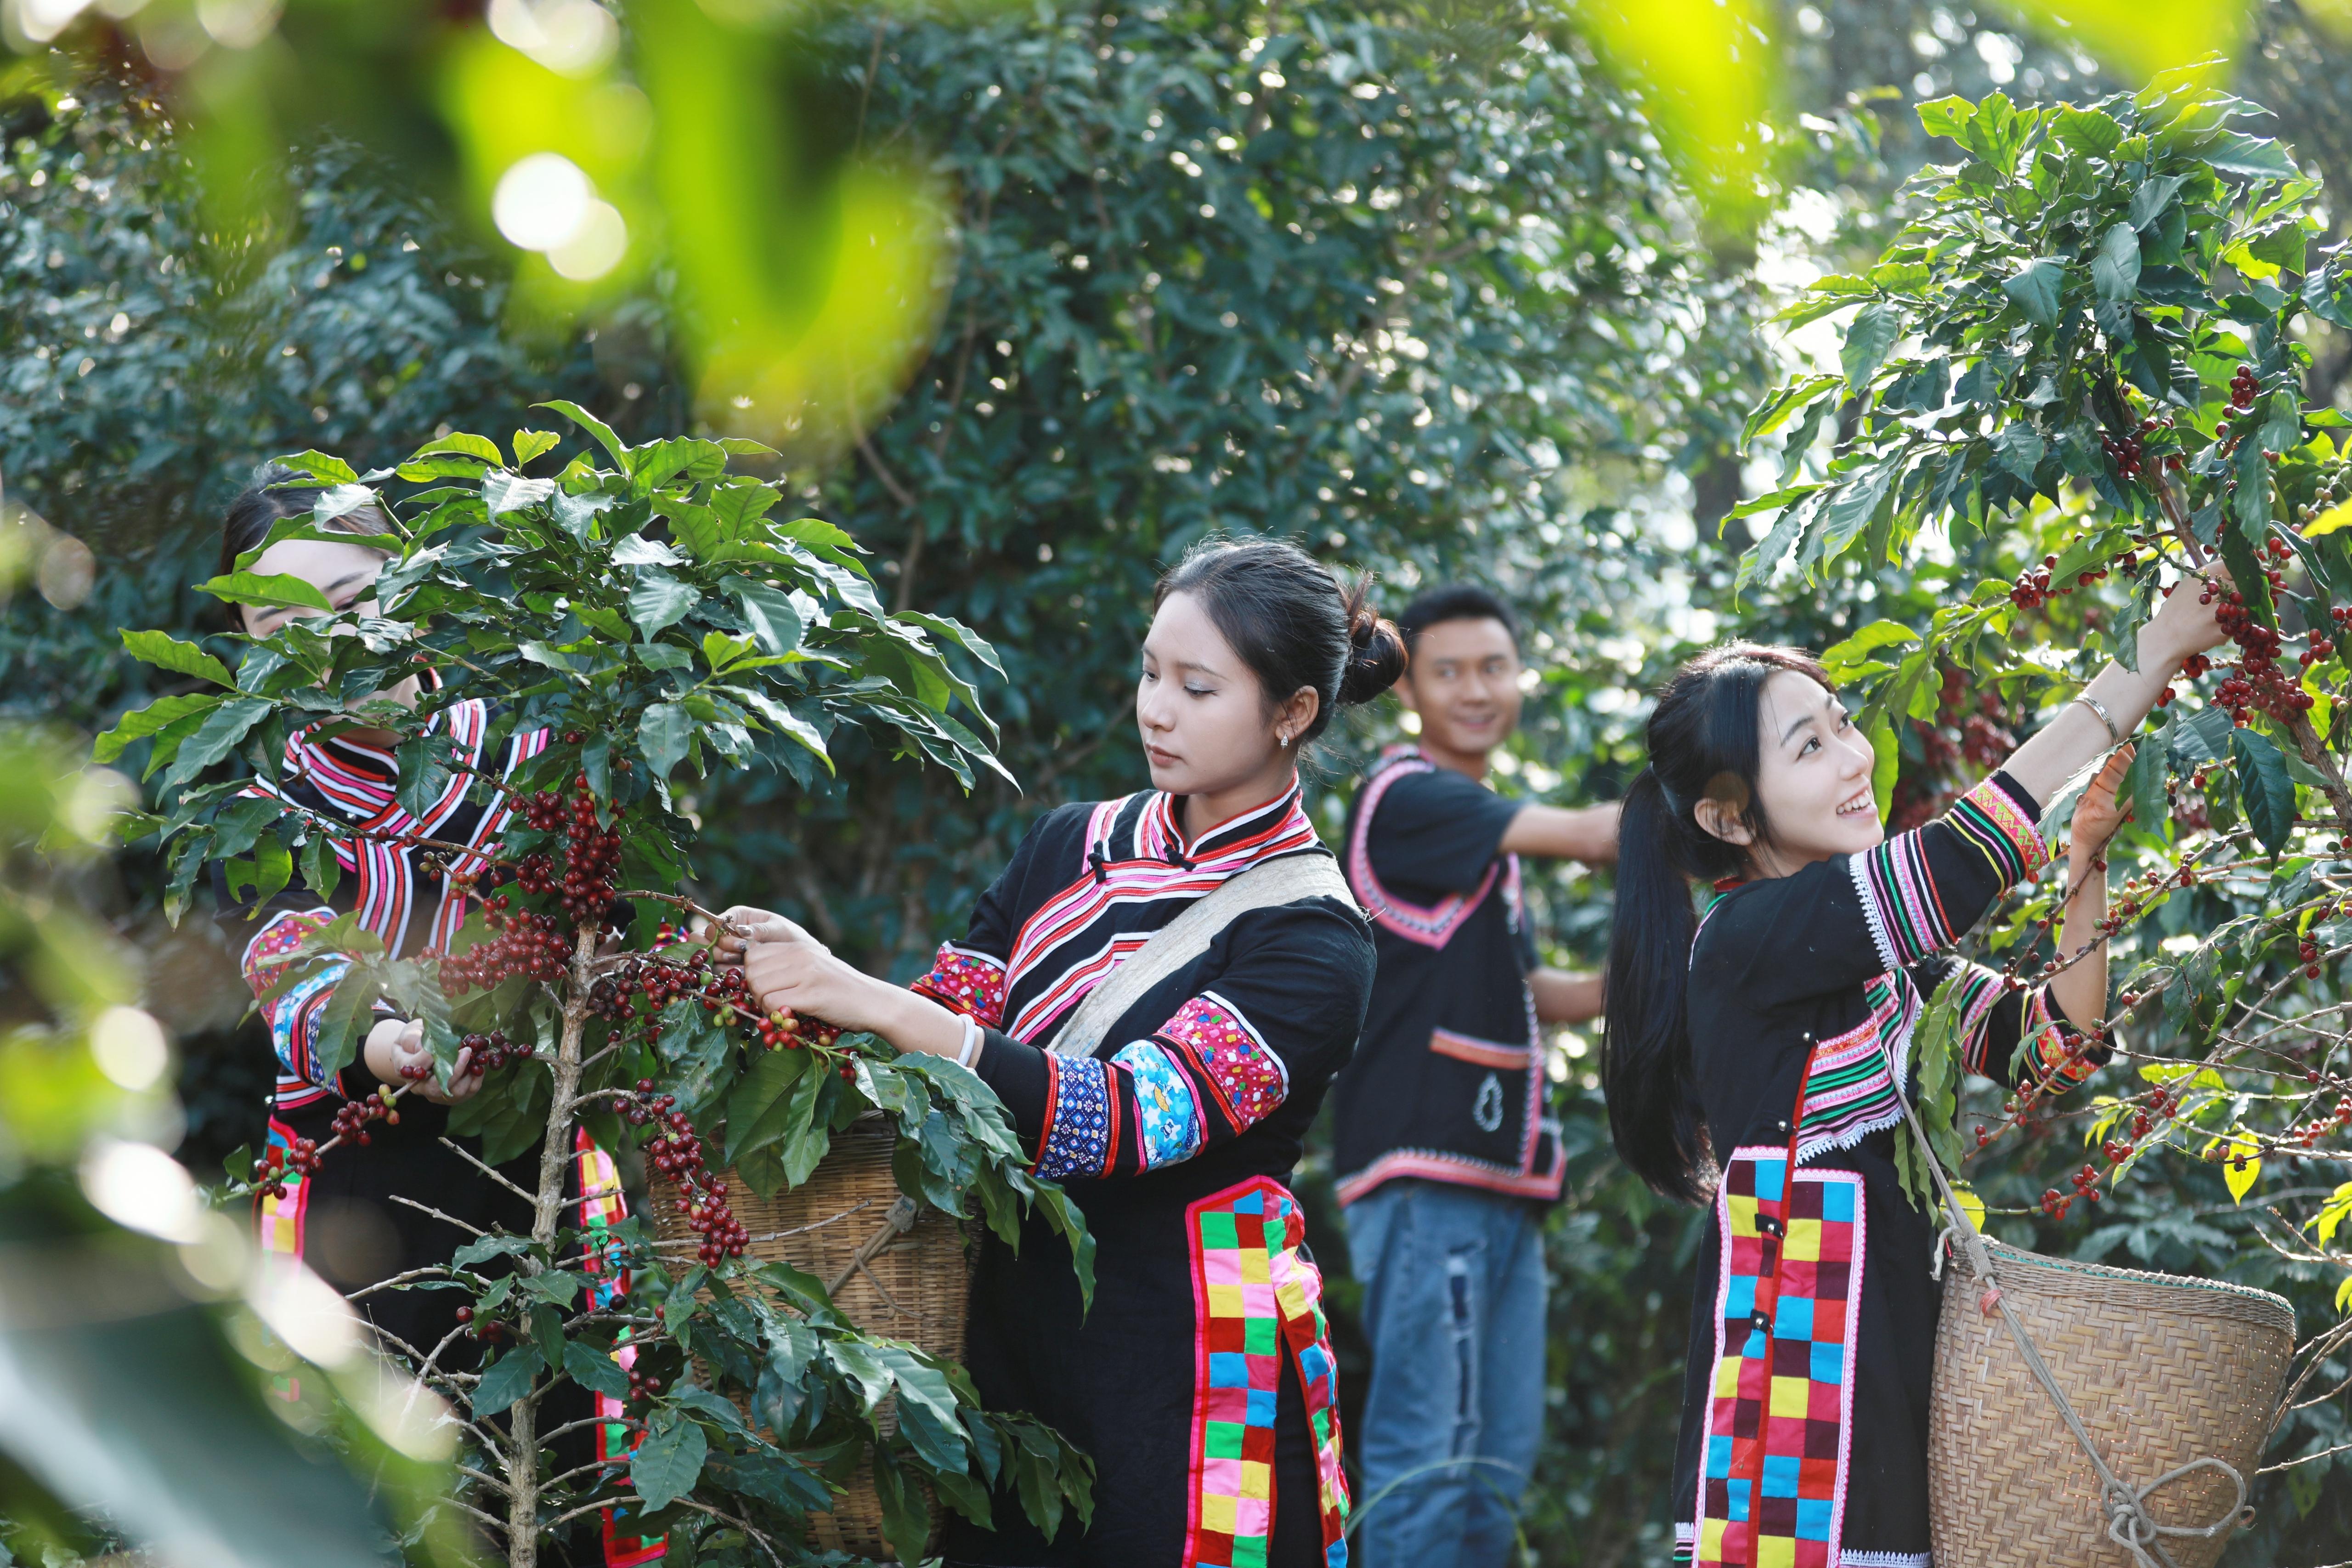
[714,906,892,1035]
[2068,744,2134,869]
[705,904,970,1061]
[2143,562,2232,669]
[701,905,784,969]
[364,1017,479,1104]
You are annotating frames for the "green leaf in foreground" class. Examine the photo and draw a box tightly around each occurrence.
[119,629,234,688]
[630,1409,709,1512]
[472,1347,544,1416]
[195,572,334,613]
[2231,726,2297,856]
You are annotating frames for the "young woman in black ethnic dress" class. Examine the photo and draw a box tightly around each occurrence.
[212,475,661,1567]
[718,538,1404,1568]
[1602,571,2225,1568]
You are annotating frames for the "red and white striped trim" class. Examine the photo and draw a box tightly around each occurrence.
[1002,785,1320,1045]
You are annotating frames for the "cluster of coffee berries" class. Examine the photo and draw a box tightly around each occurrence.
[756,1008,842,1052]
[2101,414,2172,481]
[626,1081,749,1266]
[2285,1094,2352,1148]
[331,1084,401,1146]
[2205,582,2311,725]
[509,777,625,926]
[453,1304,509,1344]
[2298,607,2347,672]
[459,1029,526,1075]
[2041,1163,2105,1220]
[625,1362,665,1410]
[588,948,843,1055]
[251,1136,324,1201]
[2228,362,2261,415]
[440,902,570,991]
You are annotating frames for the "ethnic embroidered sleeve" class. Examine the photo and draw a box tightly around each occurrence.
[1905,957,2101,1092]
[911,943,1008,1028]
[1848,773,2047,974]
[242,906,351,1093]
[1033,992,1290,1179]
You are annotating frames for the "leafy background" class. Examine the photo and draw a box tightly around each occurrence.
[8,0,2352,1560]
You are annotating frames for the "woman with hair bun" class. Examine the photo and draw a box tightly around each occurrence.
[717,536,1402,1567]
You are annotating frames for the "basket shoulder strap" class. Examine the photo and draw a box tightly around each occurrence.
[1048,852,1355,1059]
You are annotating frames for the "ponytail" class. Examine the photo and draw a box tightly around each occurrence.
[1603,769,1710,1204]
[1600,642,1829,1205]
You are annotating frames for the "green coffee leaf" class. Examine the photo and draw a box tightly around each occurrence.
[472,1347,545,1417]
[197,573,333,613]
[630,1409,709,1512]
[2232,726,2297,855]
[120,629,234,688]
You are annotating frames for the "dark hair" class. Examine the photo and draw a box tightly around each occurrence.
[1602,641,1829,1205]
[1154,536,1408,745]
[218,463,393,583]
[1396,583,1519,655]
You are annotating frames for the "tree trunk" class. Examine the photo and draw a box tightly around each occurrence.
[503,923,598,1568]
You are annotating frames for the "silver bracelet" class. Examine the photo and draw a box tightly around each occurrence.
[955,1015,983,1069]
[2072,693,2120,745]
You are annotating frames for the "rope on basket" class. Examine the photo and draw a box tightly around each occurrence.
[1872,1036,2247,1568]
[824,1194,922,1311]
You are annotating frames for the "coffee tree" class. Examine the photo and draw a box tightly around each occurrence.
[102,405,1093,1567]
[1740,74,2352,1504]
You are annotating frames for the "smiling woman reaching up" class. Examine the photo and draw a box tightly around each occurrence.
[1601,568,2229,1568]
[713,537,1401,1567]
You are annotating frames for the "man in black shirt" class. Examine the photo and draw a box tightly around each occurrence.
[1334,585,1618,1568]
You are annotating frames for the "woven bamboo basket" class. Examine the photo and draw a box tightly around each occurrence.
[1928,1237,2294,1568]
[650,1115,972,1561]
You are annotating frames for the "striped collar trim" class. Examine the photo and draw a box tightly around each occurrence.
[1131,780,1313,871]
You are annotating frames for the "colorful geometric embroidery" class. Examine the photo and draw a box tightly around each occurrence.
[2013,987,2097,1088]
[1344,749,1504,951]
[1113,1040,1204,1170]
[912,942,1007,1030]
[1161,991,1288,1130]
[575,1130,663,1567]
[1035,1054,1114,1179]
[1791,976,1916,1160]
[1696,1149,1865,1568]
[243,907,346,1096]
[1849,777,2046,975]
[1951,774,2047,884]
[1186,1177,1349,1568]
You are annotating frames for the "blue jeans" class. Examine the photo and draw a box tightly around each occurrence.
[1343,1178,1547,1568]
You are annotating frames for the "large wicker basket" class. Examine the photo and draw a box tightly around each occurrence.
[649,1115,972,1561]
[1929,1237,2294,1568]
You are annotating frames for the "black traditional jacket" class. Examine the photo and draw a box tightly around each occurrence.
[916,782,1372,1568]
[1331,747,1563,1205]
[1669,773,2101,1568]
